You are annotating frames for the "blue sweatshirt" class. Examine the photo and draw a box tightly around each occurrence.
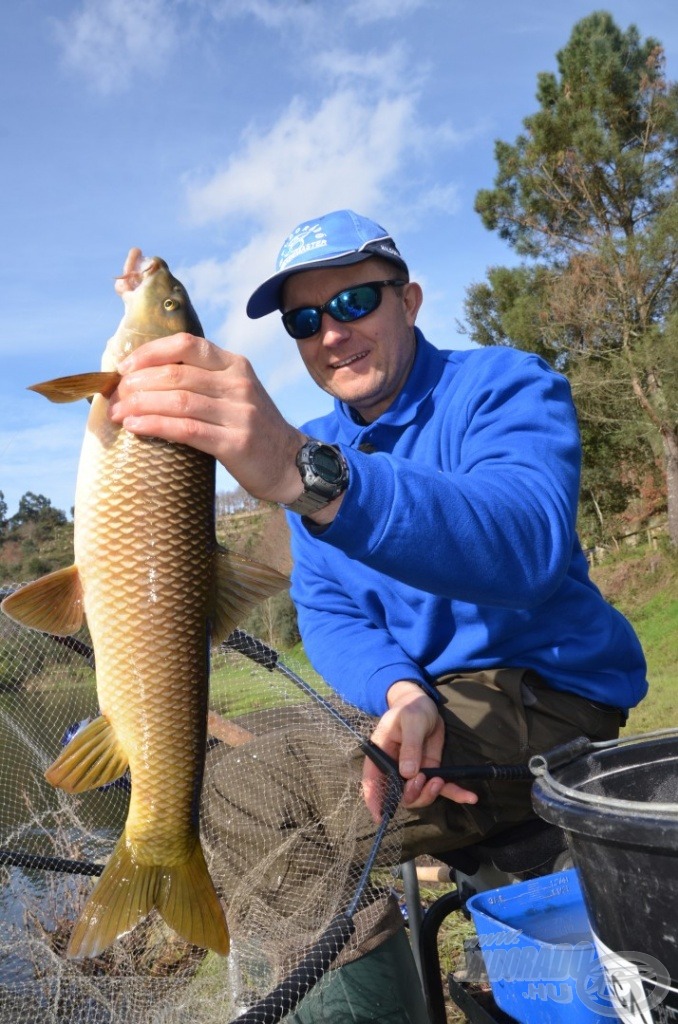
[287,332,647,717]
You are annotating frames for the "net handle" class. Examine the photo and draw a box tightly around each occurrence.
[230,912,356,1024]
[0,848,103,875]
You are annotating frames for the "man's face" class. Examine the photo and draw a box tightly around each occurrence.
[281,260,423,423]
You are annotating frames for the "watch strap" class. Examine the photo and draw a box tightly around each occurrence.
[284,488,340,516]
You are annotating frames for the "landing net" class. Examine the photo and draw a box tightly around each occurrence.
[0,585,405,1024]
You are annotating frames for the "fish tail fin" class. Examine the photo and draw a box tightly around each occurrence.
[67,832,229,959]
[67,832,159,959]
[156,838,230,956]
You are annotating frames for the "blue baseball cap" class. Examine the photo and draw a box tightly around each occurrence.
[246,209,408,319]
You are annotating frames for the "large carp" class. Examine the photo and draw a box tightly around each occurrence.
[1,250,287,959]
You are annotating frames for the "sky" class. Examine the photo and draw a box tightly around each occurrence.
[1,0,677,519]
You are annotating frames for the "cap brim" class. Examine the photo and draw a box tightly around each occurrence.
[246,252,380,320]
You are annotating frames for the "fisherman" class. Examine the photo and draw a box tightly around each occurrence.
[109,210,647,1023]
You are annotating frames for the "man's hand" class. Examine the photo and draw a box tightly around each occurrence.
[362,680,479,821]
[108,333,306,506]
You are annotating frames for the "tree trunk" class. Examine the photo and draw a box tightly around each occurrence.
[663,426,678,548]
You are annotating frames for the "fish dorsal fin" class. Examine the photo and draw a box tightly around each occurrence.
[45,715,129,793]
[210,548,288,645]
[0,566,84,635]
[29,371,121,404]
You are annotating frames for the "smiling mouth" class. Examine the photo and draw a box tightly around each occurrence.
[331,351,369,370]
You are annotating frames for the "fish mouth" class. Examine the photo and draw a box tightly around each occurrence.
[114,249,160,296]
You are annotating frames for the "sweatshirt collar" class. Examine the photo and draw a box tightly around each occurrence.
[334,329,447,444]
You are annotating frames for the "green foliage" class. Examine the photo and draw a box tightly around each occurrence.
[475,12,677,257]
[241,591,300,651]
[462,265,556,362]
[10,492,68,532]
[0,492,74,584]
[468,11,678,543]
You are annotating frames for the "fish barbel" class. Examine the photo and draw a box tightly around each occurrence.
[1,249,287,959]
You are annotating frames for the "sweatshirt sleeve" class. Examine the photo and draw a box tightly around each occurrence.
[314,350,581,609]
[288,528,437,715]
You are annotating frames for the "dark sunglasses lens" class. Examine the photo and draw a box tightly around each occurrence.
[330,285,380,323]
[283,307,321,339]
[282,282,384,339]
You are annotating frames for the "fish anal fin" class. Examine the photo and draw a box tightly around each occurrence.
[210,548,288,645]
[29,371,121,404]
[157,838,230,955]
[67,833,229,959]
[45,715,129,793]
[0,566,84,636]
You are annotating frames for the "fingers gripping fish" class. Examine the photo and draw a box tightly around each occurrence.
[1,250,288,959]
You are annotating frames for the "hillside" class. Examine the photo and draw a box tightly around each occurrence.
[2,508,675,716]
[590,546,678,732]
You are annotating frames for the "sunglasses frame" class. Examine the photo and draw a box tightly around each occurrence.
[281,279,407,340]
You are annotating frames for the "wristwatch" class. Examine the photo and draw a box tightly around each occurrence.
[284,439,349,516]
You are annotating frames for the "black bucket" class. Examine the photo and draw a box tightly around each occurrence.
[531,731,678,1023]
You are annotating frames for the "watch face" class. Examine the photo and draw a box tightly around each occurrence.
[313,446,344,484]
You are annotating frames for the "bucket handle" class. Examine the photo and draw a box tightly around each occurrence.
[529,728,678,816]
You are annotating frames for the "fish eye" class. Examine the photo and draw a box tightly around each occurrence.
[164,298,178,310]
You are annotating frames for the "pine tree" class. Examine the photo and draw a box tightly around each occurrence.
[469,12,678,544]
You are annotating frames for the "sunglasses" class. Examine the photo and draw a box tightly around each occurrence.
[281,279,407,340]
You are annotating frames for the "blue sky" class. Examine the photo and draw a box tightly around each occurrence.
[2,0,677,518]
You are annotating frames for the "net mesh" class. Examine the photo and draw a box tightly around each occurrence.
[0,585,404,1024]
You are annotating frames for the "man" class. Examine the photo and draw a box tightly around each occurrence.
[110,210,647,1022]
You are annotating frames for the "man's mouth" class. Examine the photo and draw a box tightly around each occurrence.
[331,351,369,370]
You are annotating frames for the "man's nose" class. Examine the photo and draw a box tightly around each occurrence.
[318,313,352,345]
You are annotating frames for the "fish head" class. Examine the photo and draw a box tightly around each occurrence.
[108,248,204,362]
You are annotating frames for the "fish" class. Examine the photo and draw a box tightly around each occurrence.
[1,249,288,959]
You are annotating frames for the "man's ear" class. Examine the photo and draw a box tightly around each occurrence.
[403,282,423,326]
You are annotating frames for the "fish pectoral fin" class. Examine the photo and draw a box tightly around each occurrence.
[0,566,85,636]
[157,838,230,955]
[67,833,230,959]
[210,547,289,645]
[29,371,121,404]
[67,833,161,959]
[45,715,129,793]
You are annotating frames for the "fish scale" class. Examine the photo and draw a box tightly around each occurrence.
[1,249,287,958]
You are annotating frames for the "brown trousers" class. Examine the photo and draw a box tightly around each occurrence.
[202,668,622,963]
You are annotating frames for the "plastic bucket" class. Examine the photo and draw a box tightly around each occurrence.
[467,868,616,1023]
[531,731,678,1023]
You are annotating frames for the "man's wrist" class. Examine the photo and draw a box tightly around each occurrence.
[391,679,438,704]
[282,439,349,516]
[387,678,441,707]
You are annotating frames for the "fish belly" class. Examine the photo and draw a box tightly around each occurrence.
[76,406,216,864]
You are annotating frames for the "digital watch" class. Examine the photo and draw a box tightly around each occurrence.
[284,440,349,516]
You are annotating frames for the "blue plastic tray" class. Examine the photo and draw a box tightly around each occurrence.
[467,869,617,1023]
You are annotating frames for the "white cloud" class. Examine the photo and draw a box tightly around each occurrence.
[207,0,323,31]
[185,88,416,228]
[53,0,179,95]
[343,0,432,25]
